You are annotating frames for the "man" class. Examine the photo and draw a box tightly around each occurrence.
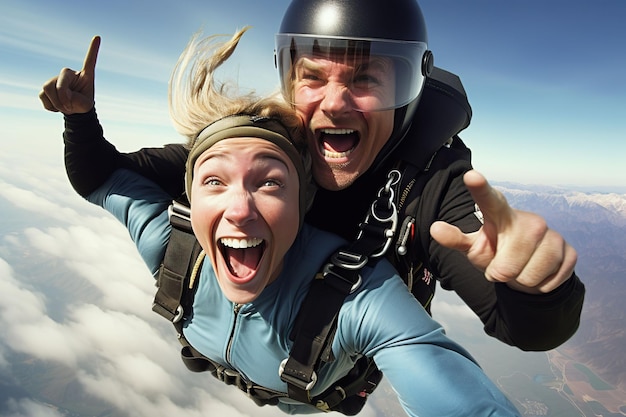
[41,0,584,352]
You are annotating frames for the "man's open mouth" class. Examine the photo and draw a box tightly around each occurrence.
[320,128,359,159]
[219,237,265,278]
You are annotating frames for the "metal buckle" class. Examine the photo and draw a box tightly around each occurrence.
[322,263,362,294]
[331,250,368,270]
[279,358,318,391]
[168,200,191,222]
[172,305,184,323]
[357,170,400,258]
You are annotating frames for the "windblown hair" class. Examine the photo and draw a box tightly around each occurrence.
[168,26,303,150]
[168,27,315,213]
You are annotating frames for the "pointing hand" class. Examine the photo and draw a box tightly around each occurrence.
[430,170,577,294]
[39,36,101,115]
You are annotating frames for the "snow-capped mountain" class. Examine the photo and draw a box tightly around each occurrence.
[498,183,626,394]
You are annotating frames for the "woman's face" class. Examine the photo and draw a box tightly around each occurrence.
[190,138,300,304]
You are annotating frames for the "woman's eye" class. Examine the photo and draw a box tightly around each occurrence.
[203,177,222,186]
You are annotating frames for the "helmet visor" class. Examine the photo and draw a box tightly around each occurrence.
[276,34,427,112]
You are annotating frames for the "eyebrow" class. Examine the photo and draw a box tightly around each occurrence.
[296,55,392,75]
[358,57,392,73]
[296,57,324,73]
[201,149,293,173]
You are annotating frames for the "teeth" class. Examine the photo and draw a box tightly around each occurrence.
[320,128,356,158]
[321,128,355,135]
[220,237,263,249]
[322,148,354,158]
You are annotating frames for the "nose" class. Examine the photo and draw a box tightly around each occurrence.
[319,82,352,118]
[224,192,258,226]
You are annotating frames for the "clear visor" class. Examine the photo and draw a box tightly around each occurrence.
[275,34,427,112]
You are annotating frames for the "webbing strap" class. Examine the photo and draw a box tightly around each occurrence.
[280,264,359,403]
[180,338,284,407]
[281,171,400,405]
[152,201,199,332]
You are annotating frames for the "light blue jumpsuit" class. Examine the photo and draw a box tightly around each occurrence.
[87,169,520,416]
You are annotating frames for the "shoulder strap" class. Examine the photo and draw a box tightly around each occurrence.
[152,198,202,334]
[280,170,400,407]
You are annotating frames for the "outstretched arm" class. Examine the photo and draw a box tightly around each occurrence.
[428,168,584,350]
[344,270,521,416]
[411,148,584,350]
[39,36,188,198]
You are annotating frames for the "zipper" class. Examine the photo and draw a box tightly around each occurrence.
[225,303,241,366]
[397,177,415,212]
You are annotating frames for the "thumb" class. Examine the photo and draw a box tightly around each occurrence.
[430,221,473,252]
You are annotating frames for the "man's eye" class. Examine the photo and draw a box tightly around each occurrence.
[297,68,323,83]
[303,73,321,81]
[353,73,380,88]
[261,179,283,188]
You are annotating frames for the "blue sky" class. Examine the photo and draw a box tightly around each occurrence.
[1,2,625,416]
[1,0,625,192]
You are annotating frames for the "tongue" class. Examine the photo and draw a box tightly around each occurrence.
[322,133,358,153]
[226,246,263,277]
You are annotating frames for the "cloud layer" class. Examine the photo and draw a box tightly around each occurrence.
[0,156,310,417]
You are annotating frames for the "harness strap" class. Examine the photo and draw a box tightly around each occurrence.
[312,356,382,415]
[152,200,201,333]
[179,336,284,407]
[280,171,399,406]
[280,265,359,404]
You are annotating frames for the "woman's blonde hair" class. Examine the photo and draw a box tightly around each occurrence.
[169,27,315,217]
[168,26,303,149]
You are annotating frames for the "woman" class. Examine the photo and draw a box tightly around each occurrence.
[41,28,520,416]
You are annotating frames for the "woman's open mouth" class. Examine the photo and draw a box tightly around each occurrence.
[320,128,359,159]
[219,237,265,279]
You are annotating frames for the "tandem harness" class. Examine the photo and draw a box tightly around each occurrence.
[151,66,471,415]
[151,173,397,415]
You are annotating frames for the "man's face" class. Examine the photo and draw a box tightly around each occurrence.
[292,55,396,191]
[190,138,300,304]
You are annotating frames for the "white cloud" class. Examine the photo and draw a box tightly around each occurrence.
[0,258,48,323]
[430,287,484,340]
[0,155,352,417]
[1,398,66,417]
[431,298,476,322]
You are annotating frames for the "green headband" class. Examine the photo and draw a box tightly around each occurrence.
[186,114,309,226]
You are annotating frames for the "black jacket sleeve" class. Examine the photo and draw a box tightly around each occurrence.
[63,108,188,198]
[63,108,120,197]
[417,144,585,351]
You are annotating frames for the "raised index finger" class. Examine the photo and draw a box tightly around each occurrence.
[81,36,101,76]
[463,170,512,228]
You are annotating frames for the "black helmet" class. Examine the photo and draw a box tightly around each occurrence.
[275,0,433,161]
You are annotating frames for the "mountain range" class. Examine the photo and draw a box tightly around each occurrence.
[499,183,626,414]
